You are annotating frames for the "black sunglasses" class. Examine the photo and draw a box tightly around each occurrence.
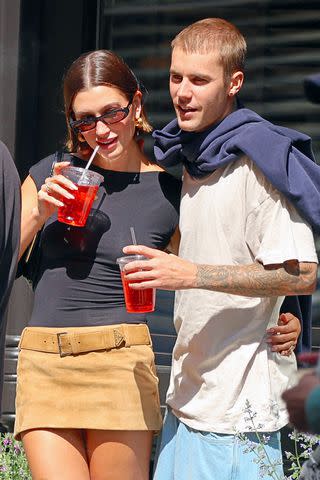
[70,101,132,133]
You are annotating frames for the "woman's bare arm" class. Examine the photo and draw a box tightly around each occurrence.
[19,161,75,259]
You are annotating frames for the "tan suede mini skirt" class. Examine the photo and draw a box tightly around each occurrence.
[14,324,162,440]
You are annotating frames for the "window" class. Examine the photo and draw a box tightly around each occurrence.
[100,0,320,160]
[99,0,320,349]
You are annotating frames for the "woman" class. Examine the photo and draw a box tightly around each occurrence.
[16,50,181,480]
[15,50,300,480]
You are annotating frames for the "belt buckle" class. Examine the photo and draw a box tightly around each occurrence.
[113,329,126,348]
[57,332,69,357]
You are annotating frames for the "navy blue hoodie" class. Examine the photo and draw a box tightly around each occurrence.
[153,107,320,352]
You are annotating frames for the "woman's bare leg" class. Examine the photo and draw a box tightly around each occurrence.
[21,428,90,480]
[86,430,154,480]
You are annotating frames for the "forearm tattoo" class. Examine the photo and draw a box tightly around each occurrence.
[195,261,316,297]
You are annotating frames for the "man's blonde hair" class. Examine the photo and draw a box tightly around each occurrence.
[171,18,247,84]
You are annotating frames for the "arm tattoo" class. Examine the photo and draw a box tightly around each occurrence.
[195,261,316,297]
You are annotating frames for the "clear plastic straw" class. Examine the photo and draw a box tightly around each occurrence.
[130,226,137,245]
[79,145,100,183]
[84,145,99,171]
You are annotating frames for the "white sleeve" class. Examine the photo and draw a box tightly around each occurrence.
[245,176,318,266]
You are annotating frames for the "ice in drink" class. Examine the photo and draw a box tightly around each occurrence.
[120,271,155,313]
[117,255,156,313]
[57,166,104,227]
[58,184,99,227]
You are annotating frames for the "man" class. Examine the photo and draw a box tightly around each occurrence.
[124,19,319,479]
[282,368,320,433]
[282,72,320,436]
[0,141,21,420]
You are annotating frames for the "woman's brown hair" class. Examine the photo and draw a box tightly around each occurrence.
[63,50,152,154]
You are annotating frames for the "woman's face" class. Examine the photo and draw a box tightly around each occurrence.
[72,85,141,166]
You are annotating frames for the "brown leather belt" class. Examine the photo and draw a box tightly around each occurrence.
[19,324,151,357]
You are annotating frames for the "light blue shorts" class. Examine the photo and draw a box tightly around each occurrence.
[153,409,284,480]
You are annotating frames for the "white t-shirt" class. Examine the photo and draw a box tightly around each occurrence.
[166,156,318,433]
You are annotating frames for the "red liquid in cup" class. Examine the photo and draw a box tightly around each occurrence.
[58,185,99,227]
[121,271,155,313]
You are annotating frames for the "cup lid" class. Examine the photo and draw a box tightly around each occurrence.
[116,254,147,264]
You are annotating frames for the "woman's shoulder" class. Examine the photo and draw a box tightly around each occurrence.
[28,153,56,189]
[138,155,182,189]
[29,150,74,190]
[141,166,182,189]
[30,150,77,176]
[30,152,55,174]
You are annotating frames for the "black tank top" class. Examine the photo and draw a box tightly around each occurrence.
[29,153,181,327]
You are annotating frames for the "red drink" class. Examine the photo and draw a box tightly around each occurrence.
[58,185,99,227]
[58,166,104,227]
[121,271,155,313]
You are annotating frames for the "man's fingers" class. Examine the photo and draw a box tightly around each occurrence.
[128,280,158,290]
[123,245,163,258]
[124,262,153,275]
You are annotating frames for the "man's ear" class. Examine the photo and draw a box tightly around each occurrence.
[228,71,244,97]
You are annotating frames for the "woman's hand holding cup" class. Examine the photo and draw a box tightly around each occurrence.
[37,161,78,222]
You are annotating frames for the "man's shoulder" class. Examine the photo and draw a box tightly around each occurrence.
[231,154,277,190]
[224,154,256,179]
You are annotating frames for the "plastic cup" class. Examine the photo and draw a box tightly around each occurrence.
[57,166,104,227]
[116,255,156,313]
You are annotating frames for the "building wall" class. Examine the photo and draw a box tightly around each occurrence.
[1,0,99,429]
[0,0,20,155]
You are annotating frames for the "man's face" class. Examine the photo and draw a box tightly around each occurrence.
[169,47,234,132]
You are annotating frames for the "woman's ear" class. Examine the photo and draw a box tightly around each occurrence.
[228,71,244,96]
[133,90,143,119]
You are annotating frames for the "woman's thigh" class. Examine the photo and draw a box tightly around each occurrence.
[21,428,90,480]
[86,429,154,480]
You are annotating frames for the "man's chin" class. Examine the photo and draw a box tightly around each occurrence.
[177,119,197,132]
[177,117,216,133]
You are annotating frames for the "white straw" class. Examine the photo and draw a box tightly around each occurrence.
[84,145,100,171]
[130,226,137,245]
[79,145,100,183]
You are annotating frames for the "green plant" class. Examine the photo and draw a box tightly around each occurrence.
[0,433,31,480]
[285,430,320,479]
[236,400,320,480]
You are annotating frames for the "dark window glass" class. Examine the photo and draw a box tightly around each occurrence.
[100,0,320,343]
[100,0,320,161]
